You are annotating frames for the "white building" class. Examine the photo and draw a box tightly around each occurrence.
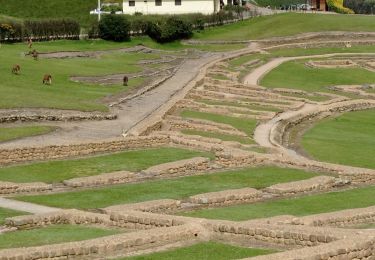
[122,0,222,15]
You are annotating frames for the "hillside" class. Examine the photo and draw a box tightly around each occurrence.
[0,0,98,28]
[194,13,375,41]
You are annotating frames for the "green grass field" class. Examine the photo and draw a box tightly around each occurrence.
[0,147,212,183]
[0,224,120,249]
[197,99,281,112]
[180,110,257,136]
[0,207,27,225]
[302,109,375,169]
[181,129,254,144]
[183,186,375,221]
[124,242,275,260]
[15,167,320,209]
[194,13,375,41]
[0,125,55,143]
[261,60,375,92]
[253,0,304,7]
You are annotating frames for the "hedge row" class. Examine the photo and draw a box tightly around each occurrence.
[0,18,80,42]
[344,0,375,14]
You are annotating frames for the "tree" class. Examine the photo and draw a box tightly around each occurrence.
[98,15,130,42]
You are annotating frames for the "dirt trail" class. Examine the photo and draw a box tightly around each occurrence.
[0,197,59,214]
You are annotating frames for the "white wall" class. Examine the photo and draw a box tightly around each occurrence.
[123,0,219,15]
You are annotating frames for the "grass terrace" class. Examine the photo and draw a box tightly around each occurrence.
[180,110,257,137]
[0,125,55,143]
[0,225,121,249]
[123,242,276,260]
[181,129,254,144]
[302,109,375,169]
[0,147,213,183]
[194,13,375,41]
[15,167,320,209]
[182,186,375,221]
[0,207,28,225]
[261,60,375,92]
[197,99,281,112]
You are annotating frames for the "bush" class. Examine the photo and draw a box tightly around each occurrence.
[98,14,130,41]
[344,0,375,14]
[145,16,193,43]
[327,0,354,13]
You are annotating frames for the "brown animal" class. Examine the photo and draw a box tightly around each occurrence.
[31,49,38,60]
[27,38,33,49]
[42,74,52,85]
[11,64,21,75]
[123,76,129,86]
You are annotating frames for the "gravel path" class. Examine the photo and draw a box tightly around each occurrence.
[0,197,60,214]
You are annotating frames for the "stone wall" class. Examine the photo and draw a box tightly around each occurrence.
[0,224,206,260]
[264,176,344,196]
[104,199,182,214]
[249,234,375,260]
[0,109,116,123]
[291,206,375,228]
[0,181,52,194]
[141,157,211,177]
[0,135,170,166]
[63,171,135,188]
[189,188,262,206]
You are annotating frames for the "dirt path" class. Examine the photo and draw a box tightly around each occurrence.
[0,197,59,214]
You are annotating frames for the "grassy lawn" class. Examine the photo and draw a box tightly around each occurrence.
[269,45,375,57]
[182,186,375,221]
[253,0,304,7]
[123,242,275,260]
[194,13,375,41]
[261,60,375,92]
[302,109,375,169]
[181,129,254,144]
[0,125,55,143]
[0,224,120,249]
[0,208,27,225]
[0,42,158,112]
[15,167,320,209]
[198,99,281,112]
[180,110,257,136]
[0,147,213,183]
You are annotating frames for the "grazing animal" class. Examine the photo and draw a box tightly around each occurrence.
[11,64,21,75]
[27,38,33,49]
[42,74,52,85]
[123,76,129,86]
[31,49,39,60]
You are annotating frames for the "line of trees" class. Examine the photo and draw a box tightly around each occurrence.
[344,0,375,14]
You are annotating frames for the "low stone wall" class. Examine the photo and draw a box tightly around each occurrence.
[264,176,342,196]
[0,224,206,260]
[0,135,170,166]
[141,157,211,177]
[215,149,268,168]
[291,206,375,228]
[206,220,344,248]
[104,199,182,214]
[110,210,192,230]
[0,181,52,194]
[5,209,112,229]
[189,188,263,206]
[250,234,375,260]
[63,171,135,188]
[0,109,116,123]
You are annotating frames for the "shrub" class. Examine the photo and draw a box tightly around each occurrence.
[344,0,375,14]
[327,0,354,14]
[146,16,193,43]
[98,14,130,41]
[24,19,80,40]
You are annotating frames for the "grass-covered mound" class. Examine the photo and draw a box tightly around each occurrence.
[0,225,120,249]
[183,186,375,220]
[0,207,27,225]
[124,242,275,260]
[302,109,375,169]
[0,147,213,183]
[194,13,375,41]
[15,167,320,209]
